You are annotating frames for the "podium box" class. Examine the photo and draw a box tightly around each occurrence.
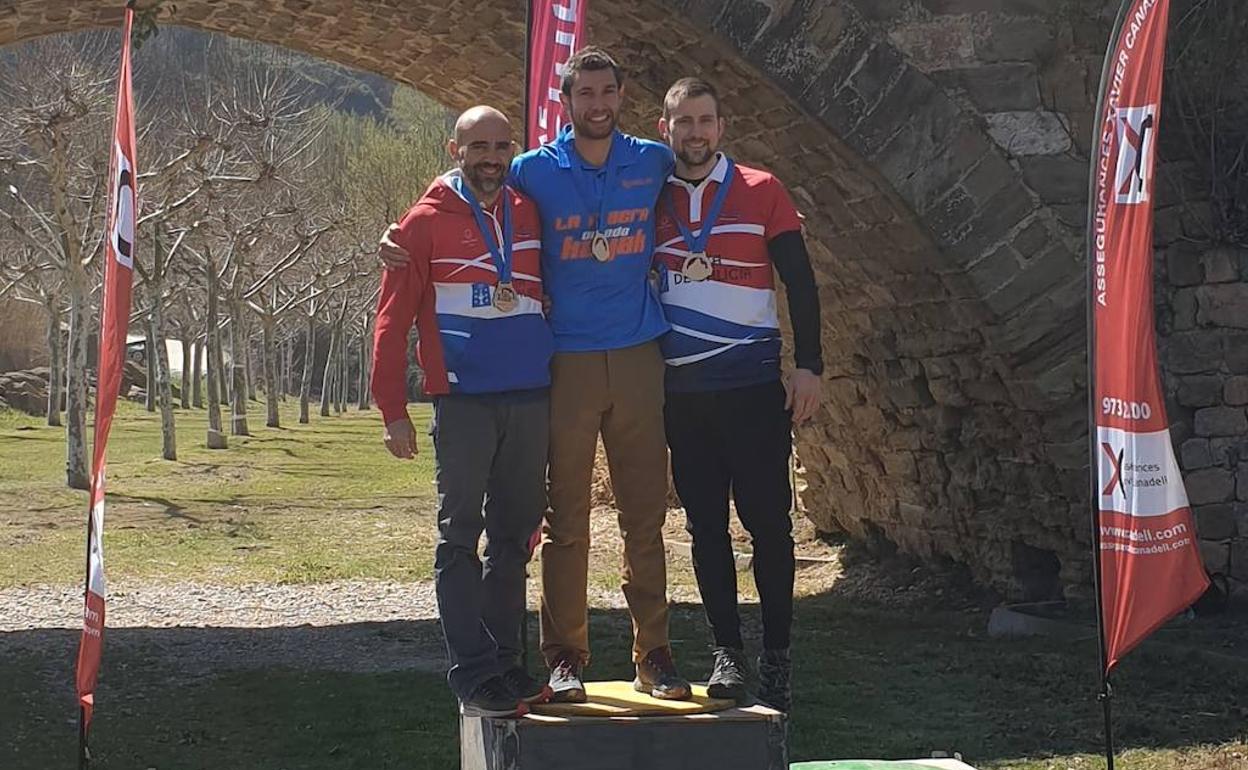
[461,704,787,770]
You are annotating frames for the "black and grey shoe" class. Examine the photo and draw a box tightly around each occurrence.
[501,666,552,704]
[460,676,520,718]
[548,652,588,703]
[757,648,791,713]
[706,646,750,702]
[634,646,693,701]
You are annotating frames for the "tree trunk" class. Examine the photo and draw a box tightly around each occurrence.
[262,317,280,428]
[229,298,250,436]
[334,329,346,415]
[180,336,191,410]
[145,322,157,412]
[281,335,292,401]
[151,301,177,461]
[300,317,315,424]
[204,261,227,449]
[65,281,89,490]
[320,321,338,418]
[357,329,370,411]
[45,304,63,427]
[191,338,204,409]
[246,327,258,403]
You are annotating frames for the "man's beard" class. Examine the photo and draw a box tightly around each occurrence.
[572,110,616,140]
[465,163,504,194]
[676,143,715,169]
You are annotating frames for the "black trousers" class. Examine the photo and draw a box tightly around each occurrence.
[431,392,549,698]
[664,379,795,651]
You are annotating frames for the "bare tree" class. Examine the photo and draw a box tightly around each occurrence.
[0,34,116,489]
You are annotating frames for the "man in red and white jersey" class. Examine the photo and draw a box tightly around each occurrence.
[654,78,823,713]
[372,106,554,718]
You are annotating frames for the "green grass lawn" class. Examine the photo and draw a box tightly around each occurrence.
[2,400,1246,770]
[0,399,438,586]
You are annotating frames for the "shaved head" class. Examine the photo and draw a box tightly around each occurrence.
[454,106,510,144]
[448,105,515,201]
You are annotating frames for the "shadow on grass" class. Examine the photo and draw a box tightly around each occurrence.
[107,493,203,523]
[2,581,1246,769]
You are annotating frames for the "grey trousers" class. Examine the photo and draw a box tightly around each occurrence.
[431,391,549,698]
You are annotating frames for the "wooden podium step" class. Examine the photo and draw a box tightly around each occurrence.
[461,704,787,770]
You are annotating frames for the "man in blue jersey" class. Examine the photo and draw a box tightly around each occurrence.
[654,77,823,713]
[379,48,691,703]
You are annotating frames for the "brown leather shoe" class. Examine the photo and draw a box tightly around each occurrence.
[633,646,692,700]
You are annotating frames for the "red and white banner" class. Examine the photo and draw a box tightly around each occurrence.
[525,0,588,149]
[76,5,138,734]
[1090,0,1208,671]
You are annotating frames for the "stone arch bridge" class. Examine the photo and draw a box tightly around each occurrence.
[2,0,1141,598]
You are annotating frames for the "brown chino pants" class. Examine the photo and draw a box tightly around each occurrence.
[540,340,670,666]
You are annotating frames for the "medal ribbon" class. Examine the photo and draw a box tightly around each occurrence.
[664,158,735,256]
[568,133,620,238]
[459,176,513,284]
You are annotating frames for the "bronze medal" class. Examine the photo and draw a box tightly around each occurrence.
[591,232,611,262]
[493,282,518,313]
[682,252,713,282]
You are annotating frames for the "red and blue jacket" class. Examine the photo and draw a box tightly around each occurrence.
[371,171,552,424]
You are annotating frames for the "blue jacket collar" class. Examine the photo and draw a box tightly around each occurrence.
[554,125,636,170]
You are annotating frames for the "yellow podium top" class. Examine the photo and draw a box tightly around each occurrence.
[529,681,739,719]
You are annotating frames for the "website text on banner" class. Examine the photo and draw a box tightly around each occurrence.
[526,0,588,149]
[75,3,138,742]
[1090,0,1208,672]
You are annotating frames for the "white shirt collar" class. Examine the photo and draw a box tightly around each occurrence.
[666,152,730,189]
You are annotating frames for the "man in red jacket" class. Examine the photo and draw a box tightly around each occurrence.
[371,106,555,718]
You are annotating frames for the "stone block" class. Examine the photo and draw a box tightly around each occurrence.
[983,243,1080,317]
[1195,504,1238,540]
[958,148,1016,210]
[1177,376,1225,408]
[1195,284,1248,329]
[1193,407,1248,437]
[887,19,975,71]
[1227,332,1248,374]
[1226,377,1248,406]
[1171,288,1198,330]
[985,111,1073,156]
[1179,438,1213,471]
[1019,154,1087,204]
[932,63,1040,111]
[1240,468,1248,503]
[1202,249,1240,283]
[967,244,1022,294]
[1163,331,1223,374]
[1165,245,1204,287]
[975,19,1057,63]
[1200,539,1230,575]
[1185,467,1236,505]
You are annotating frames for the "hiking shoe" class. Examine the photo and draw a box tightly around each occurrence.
[634,646,692,700]
[547,652,588,703]
[757,648,791,712]
[501,666,552,704]
[460,675,520,718]
[706,646,749,702]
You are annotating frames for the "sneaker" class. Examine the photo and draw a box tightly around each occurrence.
[757,648,791,713]
[547,652,588,703]
[634,646,692,701]
[460,675,520,718]
[501,666,552,704]
[706,646,749,702]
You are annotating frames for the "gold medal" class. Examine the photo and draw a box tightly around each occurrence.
[681,252,713,282]
[591,232,611,262]
[493,281,518,313]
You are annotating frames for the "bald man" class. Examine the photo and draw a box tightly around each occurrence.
[371,106,555,718]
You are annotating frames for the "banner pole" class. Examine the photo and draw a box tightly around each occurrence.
[520,0,534,673]
[1085,2,1135,768]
